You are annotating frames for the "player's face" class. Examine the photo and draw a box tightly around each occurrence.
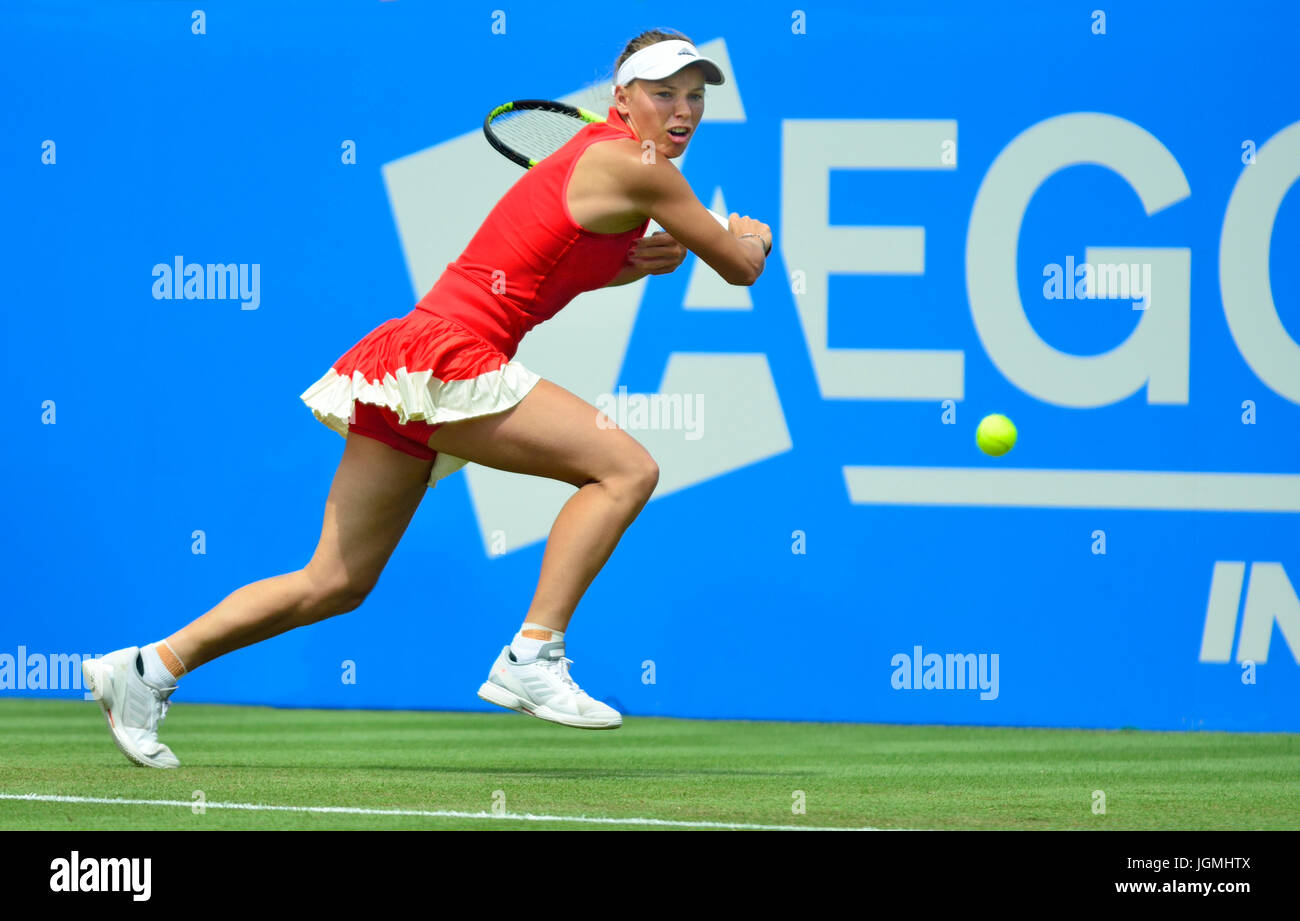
[619,66,706,158]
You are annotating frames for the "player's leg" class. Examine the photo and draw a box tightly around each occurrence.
[425,377,659,634]
[84,429,435,766]
[163,432,434,671]
[424,377,657,729]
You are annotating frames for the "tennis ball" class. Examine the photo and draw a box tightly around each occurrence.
[976,413,1017,456]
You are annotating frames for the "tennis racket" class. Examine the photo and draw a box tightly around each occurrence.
[482,98,731,232]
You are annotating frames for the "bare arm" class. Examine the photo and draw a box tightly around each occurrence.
[616,147,769,286]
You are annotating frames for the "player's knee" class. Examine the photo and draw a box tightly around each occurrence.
[637,456,660,497]
[302,568,374,618]
[608,452,658,506]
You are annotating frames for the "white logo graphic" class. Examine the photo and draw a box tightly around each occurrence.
[1200,561,1300,664]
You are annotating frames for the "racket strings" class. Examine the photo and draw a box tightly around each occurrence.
[489,109,588,163]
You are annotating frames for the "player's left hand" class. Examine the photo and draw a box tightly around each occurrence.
[626,231,687,275]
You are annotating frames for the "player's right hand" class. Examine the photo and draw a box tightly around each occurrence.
[728,213,772,254]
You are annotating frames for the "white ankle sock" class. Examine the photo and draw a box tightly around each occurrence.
[510,623,564,662]
[139,642,180,690]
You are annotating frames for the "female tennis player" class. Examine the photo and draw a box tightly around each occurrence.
[82,28,771,766]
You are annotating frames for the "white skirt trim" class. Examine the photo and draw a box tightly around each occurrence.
[299,360,542,488]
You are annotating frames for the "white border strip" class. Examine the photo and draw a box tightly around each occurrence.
[843,466,1300,512]
[0,793,890,831]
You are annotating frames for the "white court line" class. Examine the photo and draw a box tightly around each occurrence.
[0,793,891,831]
[843,466,1300,512]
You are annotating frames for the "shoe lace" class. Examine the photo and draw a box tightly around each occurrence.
[541,656,583,695]
[151,685,174,725]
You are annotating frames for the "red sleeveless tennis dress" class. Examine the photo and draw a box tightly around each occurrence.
[299,106,650,488]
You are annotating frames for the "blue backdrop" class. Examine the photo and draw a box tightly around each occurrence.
[3,0,1297,731]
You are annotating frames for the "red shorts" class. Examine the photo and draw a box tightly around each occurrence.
[346,400,444,462]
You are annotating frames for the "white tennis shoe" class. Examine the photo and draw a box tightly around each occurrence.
[478,641,622,730]
[82,646,180,768]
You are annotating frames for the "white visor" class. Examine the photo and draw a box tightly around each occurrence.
[611,40,725,95]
